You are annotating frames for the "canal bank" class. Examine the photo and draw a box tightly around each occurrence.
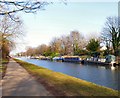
[14,58,118,96]
[17,57,119,90]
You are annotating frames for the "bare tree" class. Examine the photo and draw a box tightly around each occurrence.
[70,31,87,55]
[35,44,48,56]
[25,46,36,57]
[0,15,23,58]
[101,16,120,55]
[62,36,73,55]
[50,37,61,53]
[49,31,87,56]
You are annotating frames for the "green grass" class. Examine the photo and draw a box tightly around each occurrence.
[2,58,9,64]
[0,66,2,73]
[79,55,91,59]
[0,58,9,78]
[14,58,118,96]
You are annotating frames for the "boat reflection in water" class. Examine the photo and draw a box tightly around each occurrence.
[97,65,116,70]
[85,62,117,70]
[111,61,116,70]
[17,57,120,90]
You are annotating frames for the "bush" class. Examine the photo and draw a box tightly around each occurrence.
[114,49,120,56]
[74,49,89,56]
[90,51,100,57]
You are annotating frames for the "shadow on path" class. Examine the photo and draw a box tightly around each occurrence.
[2,59,52,96]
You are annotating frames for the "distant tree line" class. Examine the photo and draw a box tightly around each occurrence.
[17,31,102,58]
[18,16,120,58]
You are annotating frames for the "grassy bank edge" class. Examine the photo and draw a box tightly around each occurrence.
[14,58,118,96]
[1,58,9,78]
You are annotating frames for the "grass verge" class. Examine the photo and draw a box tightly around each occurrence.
[14,58,118,96]
[0,58,9,78]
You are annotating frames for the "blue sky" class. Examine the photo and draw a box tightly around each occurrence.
[12,1,118,54]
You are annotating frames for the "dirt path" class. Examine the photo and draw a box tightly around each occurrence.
[2,59,53,96]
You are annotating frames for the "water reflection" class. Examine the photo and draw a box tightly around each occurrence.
[17,57,120,90]
[85,63,118,71]
[111,66,115,70]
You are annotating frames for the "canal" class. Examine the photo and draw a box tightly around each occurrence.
[18,57,120,90]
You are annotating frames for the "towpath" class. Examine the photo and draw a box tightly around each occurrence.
[2,59,52,96]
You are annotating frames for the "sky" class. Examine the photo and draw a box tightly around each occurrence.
[11,1,118,54]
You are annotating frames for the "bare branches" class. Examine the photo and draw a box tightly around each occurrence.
[0,15,24,43]
[0,14,24,58]
[101,16,120,54]
[0,1,49,15]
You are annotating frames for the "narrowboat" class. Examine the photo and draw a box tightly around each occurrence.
[53,57,63,62]
[62,56,81,62]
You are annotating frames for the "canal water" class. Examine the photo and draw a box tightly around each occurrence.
[18,57,120,90]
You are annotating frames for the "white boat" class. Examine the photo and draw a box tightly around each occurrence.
[53,57,63,62]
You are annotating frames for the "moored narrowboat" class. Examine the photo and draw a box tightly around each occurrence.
[62,56,81,62]
[53,57,63,62]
